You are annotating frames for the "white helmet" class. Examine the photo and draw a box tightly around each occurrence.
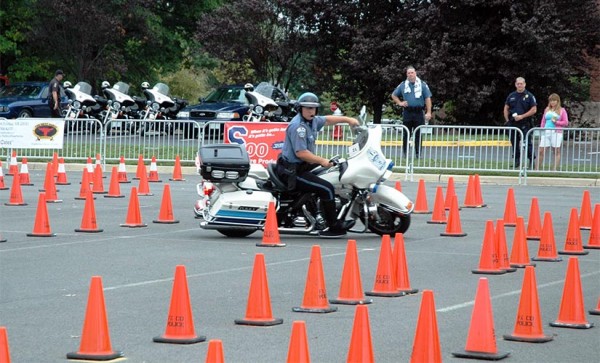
[244,83,254,92]
[141,81,150,89]
[63,81,73,88]
[101,81,110,89]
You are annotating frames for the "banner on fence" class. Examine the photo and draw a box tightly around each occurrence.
[0,118,65,149]
[224,122,287,166]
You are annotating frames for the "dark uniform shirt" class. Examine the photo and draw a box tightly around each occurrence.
[48,78,62,107]
[505,90,537,125]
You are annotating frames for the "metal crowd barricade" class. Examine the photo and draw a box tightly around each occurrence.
[524,127,600,183]
[410,125,523,183]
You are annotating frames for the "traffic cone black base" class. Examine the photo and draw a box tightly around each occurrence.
[503,334,553,343]
[531,256,562,262]
[66,351,124,360]
[328,298,373,305]
[549,321,593,329]
[292,306,338,314]
[234,318,284,326]
[152,335,207,345]
[452,350,510,361]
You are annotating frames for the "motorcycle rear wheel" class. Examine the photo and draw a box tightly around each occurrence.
[360,206,411,236]
[217,229,257,238]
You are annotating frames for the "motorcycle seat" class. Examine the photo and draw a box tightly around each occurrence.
[267,163,289,192]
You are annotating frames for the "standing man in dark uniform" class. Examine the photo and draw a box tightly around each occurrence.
[277,92,359,238]
[391,66,432,158]
[48,69,64,117]
[504,77,537,167]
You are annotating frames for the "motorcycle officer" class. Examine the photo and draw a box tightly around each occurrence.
[276,92,360,238]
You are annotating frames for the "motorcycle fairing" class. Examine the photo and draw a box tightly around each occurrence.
[368,184,414,214]
[204,190,275,226]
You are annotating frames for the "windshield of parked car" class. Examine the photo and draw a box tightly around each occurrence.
[113,82,130,95]
[153,83,170,96]
[0,84,42,98]
[204,87,247,104]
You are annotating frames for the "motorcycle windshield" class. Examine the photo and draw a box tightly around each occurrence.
[113,81,130,95]
[152,83,170,96]
[74,82,93,95]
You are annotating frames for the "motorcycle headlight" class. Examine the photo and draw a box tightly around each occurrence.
[73,101,81,109]
[254,105,264,114]
[151,102,160,111]
[112,101,121,110]
[216,112,239,119]
[177,111,190,119]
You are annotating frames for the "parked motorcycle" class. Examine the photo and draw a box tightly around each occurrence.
[137,82,175,135]
[193,114,413,238]
[99,81,136,133]
[242,90,279,122]
[63,81,99,133]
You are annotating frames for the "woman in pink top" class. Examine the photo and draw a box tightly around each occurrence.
[536,93,568,171]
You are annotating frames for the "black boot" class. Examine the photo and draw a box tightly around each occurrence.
[318,199,354,238]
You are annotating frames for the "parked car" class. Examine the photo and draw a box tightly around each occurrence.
[176,83,294,137]
[0,81,67,118]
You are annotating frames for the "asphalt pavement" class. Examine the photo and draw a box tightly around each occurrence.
[0,167,598,362]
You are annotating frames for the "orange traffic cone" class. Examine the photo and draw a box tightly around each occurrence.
[92,164,106,194]
[235,253,283,326]
[532,212,562,262]
[75,191,103,233]
[0,326,11,362]
[444,176,457,210]
[292,245,337,313]
[7,150,18,175]
[117,156,130,183]
[205,339,225,363]
[94,153,105,178]
[170,155,186,181]
[559,208,588,255]
[584,204,600,249]
[43,162,62,203]
[51,151,59,178]
[134,154,144,180]
[66,276,123,360]
[120,187,147,228]
[55,158,70,185]
[440,195,467,237]
[510,217,535,268]
[137,164,153,196]
[153,184,179,224]
[427,186,447,224]
[257,201,285,247]
[462,175,478,208]
[0,160,8,190]
[579,190,593,230]
[393,233,418,295]
[549,257,594,329]
[503,266,553,343]
[472,220,506,275]
[496,219,516,272]
[148,156,162,182]
[18,158,33,186]
[503,188,518,226]
[473,174,486,207]
[526,197,542,240]
[346,305,375,363]
[413,179,430,214]
[85,156,94,180]
[410,290,442,363]
[104,166,125,198]
[395,180,402,192]
[4,172,27,206]
[287,321,311,363]
[329,240,373,305]
[153,265,206,344]
[452,278,510,360]
[366,235,403,297]
[26,193,55,237]
[589,297,600,315]
[75,168,94,201]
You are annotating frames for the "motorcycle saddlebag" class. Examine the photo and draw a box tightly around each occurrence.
[199,143,250,182]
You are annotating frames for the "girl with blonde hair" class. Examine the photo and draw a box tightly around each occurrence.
[536,93,569,171]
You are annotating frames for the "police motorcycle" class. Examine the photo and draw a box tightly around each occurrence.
[194,106,414,238]
[63,81,100,133]
[242,84,280,122]
[137,82,175,135]
[97,81,136,134]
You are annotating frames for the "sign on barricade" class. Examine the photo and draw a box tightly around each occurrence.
[0,118,65,149]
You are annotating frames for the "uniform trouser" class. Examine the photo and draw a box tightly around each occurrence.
[295,170,337,226]
[49,101,61,118]
[509,125,533,163]
[402,110,425,157]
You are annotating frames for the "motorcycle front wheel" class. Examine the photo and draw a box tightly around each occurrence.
[360,206,411,236]
[217,229,257,238]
